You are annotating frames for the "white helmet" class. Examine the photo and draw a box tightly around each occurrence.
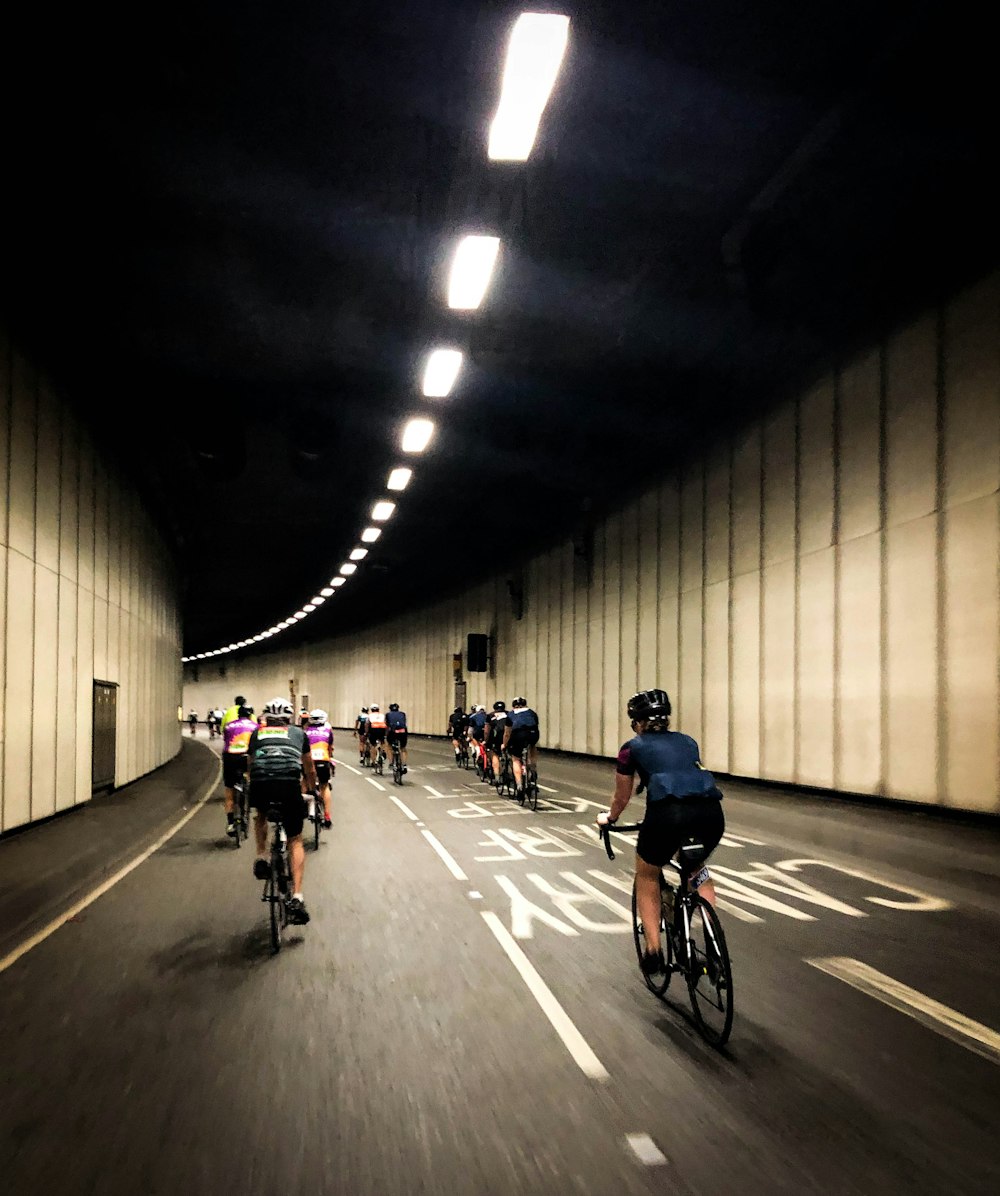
[370,703,380,712]
[309,708,328,726]
[263,697,293,722]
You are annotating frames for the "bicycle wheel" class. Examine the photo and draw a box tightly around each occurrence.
[684,896,734,1047]
[631,878,672,997]
[393,753,403,784]
[312,797,321,851]
[266,872,281,953]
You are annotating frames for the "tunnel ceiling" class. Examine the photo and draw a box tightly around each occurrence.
[6,2,996,656]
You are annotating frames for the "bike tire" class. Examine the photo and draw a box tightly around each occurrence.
[631,878,672,997]
[684,896,734,1047]
[267,872,281,953]
[313,800,321,851]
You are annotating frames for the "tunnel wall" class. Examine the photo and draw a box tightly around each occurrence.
[184,274,1000,813]
[1,331,183,834]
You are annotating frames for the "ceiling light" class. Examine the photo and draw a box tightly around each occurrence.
[320,587,334,597]
[361,527,381,543]
[387,467,412,491]
[332,577,346,587]
[402,418,434,453]
[312,595,325,605]
[488,13,570,161]
[303,604,316,613]
[350,548,368,561]
[422,349,463,397]
[340,563,357,576]
[447,235,500,310]
[371,500,396,522]
[294,611,306,619]
[197,653,205,659]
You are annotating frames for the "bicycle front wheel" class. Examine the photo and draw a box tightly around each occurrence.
[685,897,734,1047]
[267,874,281,953]
[313,800,321,851]
[631,880,672,997]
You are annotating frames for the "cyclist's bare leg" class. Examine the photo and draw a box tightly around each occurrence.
[528,744,538,774]
[635,854,663,953]
[491,751,502,778]
[224,786,236,815]
[512,757,524,789]
[320,781,332,821]
[289,834,305,893]
[254,809,269,857]
[688,869,718,909]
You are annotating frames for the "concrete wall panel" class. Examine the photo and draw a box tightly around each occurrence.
[797,548,835,788]
[730,571,761,777]
[761,558,795,781]
[838,350,881,543]
[836,535,882,794]
[32,565,59,819]
[886,315,937,526]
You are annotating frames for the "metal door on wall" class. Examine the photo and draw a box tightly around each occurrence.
[92,681,118,793]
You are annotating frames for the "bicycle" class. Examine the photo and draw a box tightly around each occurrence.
[261,805,291,953]
[518,750,539,810]
[600,822,734,1047]
[373,743,386,776]
[306,789,322,850]
[495,750,515,798]
[390,741,404,785]
[457,739,470,769]
[231,774,251,847]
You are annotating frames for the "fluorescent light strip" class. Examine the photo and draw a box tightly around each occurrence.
[371,500,395,521]
[349,548,368,561]
[402,418,434,453]
[361,527,381,544]
[488,13,570,161]
[387,467,411,491]
[422,348,463,397]
[447,236,500,310]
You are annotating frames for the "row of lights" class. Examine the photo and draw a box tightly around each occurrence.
[182,13,569,665]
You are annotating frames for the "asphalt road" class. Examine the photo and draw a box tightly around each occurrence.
[2,733,999,1195]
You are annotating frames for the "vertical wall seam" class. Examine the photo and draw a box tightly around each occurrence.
[1,335,11,830]
[700,462,708,746]
[53,380,64,814]
[832,364,842,791]
[27,359,39,821]
[757,421,766,777]
[878,339,890,797]
[934,302,949,805]
[793,395,802,784]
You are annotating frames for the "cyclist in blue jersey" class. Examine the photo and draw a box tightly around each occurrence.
[503,696,540,799]
[467,705,489,773]
[597,689,724,978]
[386,703,408,773]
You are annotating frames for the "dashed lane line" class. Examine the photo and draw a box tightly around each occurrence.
[807,957,1000,1066]
[366,777,386,791]
[332,757,364,776]
[625,1134,667,1166]
[388,795,419,822]
[420,830,469,880]
[0,750,223,977]
[481,910,609,1081]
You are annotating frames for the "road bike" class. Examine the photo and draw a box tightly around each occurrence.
[306,789,322,850]
[517,750,539,810]
[373,742,386,776]
[390,740,404,785]
[600,822,734,1047]
[495,750,515,798]
[231,774,250,847]
[261,805,291,953]
[456,739,469,769]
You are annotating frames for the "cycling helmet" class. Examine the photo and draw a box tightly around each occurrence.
[626,689,672,722]
[361,707,368,714]
[370,704,380,712]
[492,700,506,712]
[512,696,527,708]
[477,705,486,713]
[263,697,294,722]
[309,708,328,725]
[389,702,399,712]
[238,705,254,719]
[454,706,464,715]
[234,695,246,706]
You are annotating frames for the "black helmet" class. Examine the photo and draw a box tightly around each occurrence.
[389,702,399,712]
[235,695,246,705]
[239,704,254,718]
[454,706,464,715]
[492,700,506,712]
[512,696,527,708]
[626,689,672,722]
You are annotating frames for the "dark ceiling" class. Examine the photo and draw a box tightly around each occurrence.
[6,2,996,656]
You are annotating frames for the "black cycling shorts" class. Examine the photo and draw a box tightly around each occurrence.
[223,753,248,788]
[314,760,332,784]
[367,728,386,744]
[636,795,724,869]
[507,727,539,757]
[249,778,307,838]
[387,729,408,749]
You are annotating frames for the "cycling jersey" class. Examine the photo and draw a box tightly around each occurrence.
[386,710,407,732]
[508,708,539,732]
[221,705,241,731]
[468,710,488,740]
[449,714,468,737]
[616,731,721,802]
[224,716,258,755]
[306,724,334,762]
[367,711,387,730]
[248,724,310,782]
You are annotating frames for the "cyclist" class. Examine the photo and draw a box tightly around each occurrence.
[298,707,310,729]
[468,704,489,774]
[188,709,198,735]
[223,704,258,836]
[504,696,540,799]
[366,704,388,766]
[386,702,409,773]
[354,707,370,764]
[305,709,335,828]
[247,697,318,925]
[221,695,247,733]
[448,706,468,762]
[487,700,510,783]
[597,689,724,978]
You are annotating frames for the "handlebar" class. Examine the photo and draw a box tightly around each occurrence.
[599,821,642,860]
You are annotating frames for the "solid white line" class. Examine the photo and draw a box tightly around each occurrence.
[332,757,363,776]
[469,891,483,899]
[807,957,1000,1066]
[481,911,609,1081]
[366,777,386,792]
[420,830,469,880]
[424,785,444,797]
[625,1133,667,1166]
[537,783,558,793]
[0,753,223,977]
[388,794,419,821]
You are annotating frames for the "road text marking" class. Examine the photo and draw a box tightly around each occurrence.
[481,911,609,1081]
[808,957,1000,1066]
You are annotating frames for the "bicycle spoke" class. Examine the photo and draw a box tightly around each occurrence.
[685,898,734,1047]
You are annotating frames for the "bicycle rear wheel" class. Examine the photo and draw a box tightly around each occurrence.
[631,878,672,997]
[312,797,321,851]
[393,753,403,784]
[266,873,281,953]
[684,896,734,1047]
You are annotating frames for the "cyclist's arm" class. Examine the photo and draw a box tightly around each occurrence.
[302,746,318,789]
[606,772,635,823]
[502,725,511,750]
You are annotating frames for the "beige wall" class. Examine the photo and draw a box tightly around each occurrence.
[1,331,183,833]
[184,275,1000,813]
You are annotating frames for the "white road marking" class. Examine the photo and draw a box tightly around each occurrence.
[366,778,386,791]
[537,783,558,793]
[416,821,426,827]
[424,785,445,798]
[625,1134,667,1166]
[807,957,1000,1066]
[481,911,609,1081]
[420,830,469,880]
[388,795,419,821]
[469,891,483,899]
[0,752,223,977]
[332,758,364,776]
